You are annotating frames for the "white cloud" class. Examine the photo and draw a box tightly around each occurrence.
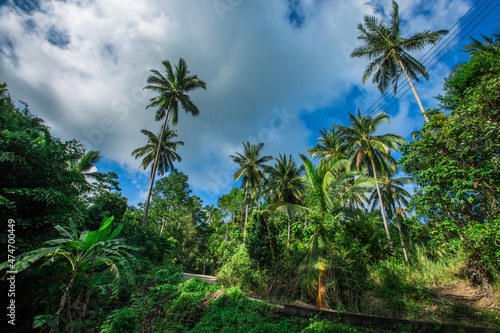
[0,0,473,203]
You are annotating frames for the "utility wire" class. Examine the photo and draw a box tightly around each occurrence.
[364,0,491,117]
[310,0,499,168]
[359,0,497,118]
[362,0,490,117]
[379,0,500,114]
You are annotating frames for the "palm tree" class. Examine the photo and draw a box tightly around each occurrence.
[132,127,184,226]
[68,150,102,194]
[141,58,206,227]
[73,150,101,178]
[264,154,305,239]
[264,154,305,205]
[351,0,447,123]
[229,142,272,246]
[306,125,345,165]
[339,110,406,255]
[369,168,412,262]
[464,20,500,55]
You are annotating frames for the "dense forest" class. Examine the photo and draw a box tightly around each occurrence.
[1,4,499,332]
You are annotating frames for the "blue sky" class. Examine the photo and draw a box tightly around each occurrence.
[1,0,498,207]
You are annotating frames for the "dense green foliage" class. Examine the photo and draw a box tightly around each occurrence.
[401,50,500,288]
[100,265,365,333]
[1,15,499,332]
[0,91,87,252]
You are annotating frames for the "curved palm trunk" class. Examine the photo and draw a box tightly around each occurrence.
[142,109,171,227]
[397,58,429,123]
[257,187,261,210]
[370,157,395,256]
[240,187,248,248]
[243,202,249,248]
[392,201,409,263]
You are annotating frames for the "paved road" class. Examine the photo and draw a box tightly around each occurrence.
[181,273,218,284]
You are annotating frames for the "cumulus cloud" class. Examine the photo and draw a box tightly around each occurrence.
[0,0,474,204]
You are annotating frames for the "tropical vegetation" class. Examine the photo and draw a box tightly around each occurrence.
[0,6,499,333]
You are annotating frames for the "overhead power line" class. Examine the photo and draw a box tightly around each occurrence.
[359,0,499,118]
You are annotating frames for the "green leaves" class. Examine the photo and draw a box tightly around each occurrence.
[401,48,500,286]
[351,0,447,105]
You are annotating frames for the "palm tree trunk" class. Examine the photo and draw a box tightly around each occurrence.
[257,186,262,210]
[240,188,248,235]
[398,58,429,123]
[370,157,395,256]
[223,222,228,260]
[142,108,171,227]
[243,202,249,248]
[392,201,409,263]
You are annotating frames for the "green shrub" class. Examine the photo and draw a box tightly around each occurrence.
[301,319,362,333]
[217,247,270,295]
[246,211,281,269]
[101,307,139,333]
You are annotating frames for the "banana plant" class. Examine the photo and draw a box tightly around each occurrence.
[1,216,136,329]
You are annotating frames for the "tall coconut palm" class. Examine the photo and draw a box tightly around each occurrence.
[272,154,373,309]
[141,58,206,226]
[339,110,406,255]
[264,154,305,205]
[132,127,184,226]
[369,168,412,262]
[351,0,447,123]
[229,142,272,246]
[264,154,305,240]
[306,125,345,165]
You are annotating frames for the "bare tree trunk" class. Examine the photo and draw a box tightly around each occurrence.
[398,58,429,123]
[142,108,171,227]
[370,157,395,256]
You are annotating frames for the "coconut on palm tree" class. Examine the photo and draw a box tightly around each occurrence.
[132,127,184,226]
[339,110,406,255]
[229,142,272,246]
[141,58,206,226]
[351,0,447,122]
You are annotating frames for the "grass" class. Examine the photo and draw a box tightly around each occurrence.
[363,248,500,328]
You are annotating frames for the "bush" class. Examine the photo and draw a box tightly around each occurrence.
[217,247,270,295]
[101,307,139,333]
[246,211,281,269]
